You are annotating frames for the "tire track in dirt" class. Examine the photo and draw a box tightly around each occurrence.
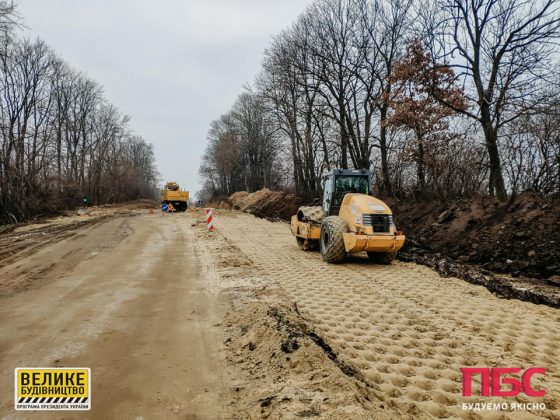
[0,215,114,269]
[216,211,560,419]
[0,215,135,298]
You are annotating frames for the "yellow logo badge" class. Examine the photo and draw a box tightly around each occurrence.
[15,368,91,411]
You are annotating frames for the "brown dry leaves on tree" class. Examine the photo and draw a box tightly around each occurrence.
[386,40,466,189]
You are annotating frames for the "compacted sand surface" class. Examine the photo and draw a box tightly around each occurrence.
[213,211,560,419]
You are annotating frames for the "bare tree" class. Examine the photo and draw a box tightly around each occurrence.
[361,0,413,195]
[0,5,159,223]
[427,0,560,199]
[259,22,329,199]
[199,90,285,198]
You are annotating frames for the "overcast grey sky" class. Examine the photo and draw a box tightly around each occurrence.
[18,0,313,196]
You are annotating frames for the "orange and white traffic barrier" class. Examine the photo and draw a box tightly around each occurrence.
[205,208,215,231]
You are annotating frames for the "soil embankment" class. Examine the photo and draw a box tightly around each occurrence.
[386,191,560,281]
[213,189,303,220]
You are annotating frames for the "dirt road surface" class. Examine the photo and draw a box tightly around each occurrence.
[1,208,559,419]
[0,211,230,419]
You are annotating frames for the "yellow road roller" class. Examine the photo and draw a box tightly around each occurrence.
[291,169,405,264]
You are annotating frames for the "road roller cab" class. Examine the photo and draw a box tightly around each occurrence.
[290,169,405,263]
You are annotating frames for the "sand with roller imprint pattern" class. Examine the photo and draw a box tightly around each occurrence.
[213,211,560,419]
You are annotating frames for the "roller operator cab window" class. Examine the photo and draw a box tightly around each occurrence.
[333,176,369,207]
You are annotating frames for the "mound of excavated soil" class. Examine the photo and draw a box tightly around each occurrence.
[213,189,302,220]
[387,190,560,282]
[109,199,158,209]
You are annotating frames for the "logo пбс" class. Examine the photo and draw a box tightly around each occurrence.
[15,368,91,411]
[461,367,546,397]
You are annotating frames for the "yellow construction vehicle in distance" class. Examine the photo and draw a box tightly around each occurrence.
[291,169,405,264]
[161,182,189,212]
